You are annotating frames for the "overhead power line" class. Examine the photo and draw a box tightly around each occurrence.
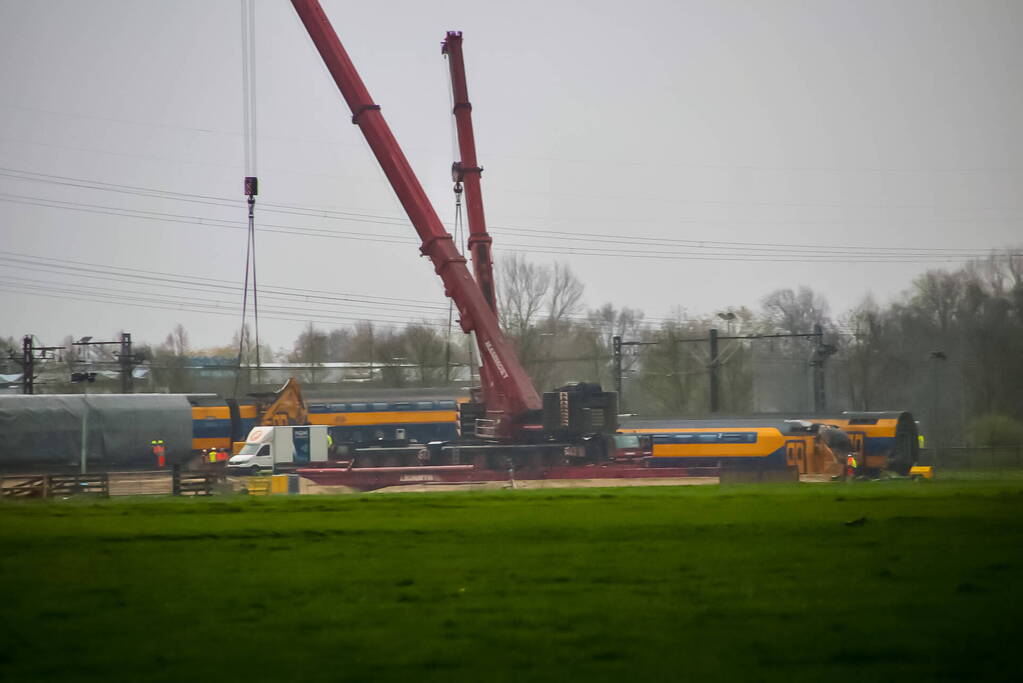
[1,166,1021,255]
[0,279,452,331]
[0,249,452,316]
[0,249,696,325]
[1,190,1017,265]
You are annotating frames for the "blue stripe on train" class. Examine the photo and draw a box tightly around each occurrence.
[193,418,258,442]
[193,418,233,438]
[864,436,894,455]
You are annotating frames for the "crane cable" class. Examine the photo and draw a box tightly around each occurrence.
[234,0,260,397]
[446,183,466,383]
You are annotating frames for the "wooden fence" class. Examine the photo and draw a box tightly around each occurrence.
[0,473,110,499]
[1,469,225,499]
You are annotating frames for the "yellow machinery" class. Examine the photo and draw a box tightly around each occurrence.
[232,377,310,453]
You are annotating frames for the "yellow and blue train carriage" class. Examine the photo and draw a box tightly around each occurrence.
[188,395,465,456]
[188,395,258,453]
[306,398,461,448]
[618,418,822,471]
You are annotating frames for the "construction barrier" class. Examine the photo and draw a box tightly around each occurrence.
[245,474,298,496]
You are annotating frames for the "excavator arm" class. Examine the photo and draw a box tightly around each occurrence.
[290,0,541,439]
[258,377,309,426]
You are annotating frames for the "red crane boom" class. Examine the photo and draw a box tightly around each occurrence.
[441,31,497,315]
[290,0,541,438]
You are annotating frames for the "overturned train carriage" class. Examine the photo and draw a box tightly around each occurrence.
[0,392,465,472]
[811,411,918,475]
[0,393,257,472]
[618,411,918,476]
[0,394,195,472]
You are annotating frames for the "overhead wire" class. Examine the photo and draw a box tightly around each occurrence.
[0,250,447,309]
[3,190,1016,264]
[0,278,452,330]
[1,166,1021,253]
[0,249,703,326]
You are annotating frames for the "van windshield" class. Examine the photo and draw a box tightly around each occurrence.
[614,435,640,449]
[238,443,261,456]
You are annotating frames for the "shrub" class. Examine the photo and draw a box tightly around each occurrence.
[969,414,1023,447]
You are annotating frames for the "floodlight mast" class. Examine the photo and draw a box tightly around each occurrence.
[290,0,542,438]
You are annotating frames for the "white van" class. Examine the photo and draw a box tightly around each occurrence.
[227,425,329,475]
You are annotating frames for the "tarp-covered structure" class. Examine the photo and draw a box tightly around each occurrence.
[0,394,193,472]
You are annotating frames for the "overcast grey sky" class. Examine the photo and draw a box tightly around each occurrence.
[1,0,1020,352]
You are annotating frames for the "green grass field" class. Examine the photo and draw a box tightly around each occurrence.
[2,477,1022,682]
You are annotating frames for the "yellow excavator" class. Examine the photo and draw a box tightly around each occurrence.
[231,377,309,454]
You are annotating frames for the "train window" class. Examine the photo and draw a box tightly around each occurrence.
[307,404,331,413]
[372,402,389,411]
[415,401,434,410]
[720,432,757,443]
[653,434,694,444]
[392,402,413,411]
[328,403,347,412]
[349,403,367,412]
[848,418,879,425]
[650,432,756,444]
[437,400,457,410]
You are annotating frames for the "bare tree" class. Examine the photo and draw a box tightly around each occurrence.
[153,323,192,392]
[547,262,584,328]
[162,324,190,357]
[326,328,351,361]
[761,286,830,334]
[403,323,446,386]
[911,270,966,335]
[497,253,551,335]
[373,329,407,388]
[289,322,328,384]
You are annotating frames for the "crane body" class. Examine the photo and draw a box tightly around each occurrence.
[291,0,545,441]
[442,30,501,419]
[232,2,911,490]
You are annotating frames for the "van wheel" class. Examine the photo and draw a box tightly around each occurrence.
[249,466,261,476]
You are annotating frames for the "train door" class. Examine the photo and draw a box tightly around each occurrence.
[846,431,866,459]
[785,438,809,474]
